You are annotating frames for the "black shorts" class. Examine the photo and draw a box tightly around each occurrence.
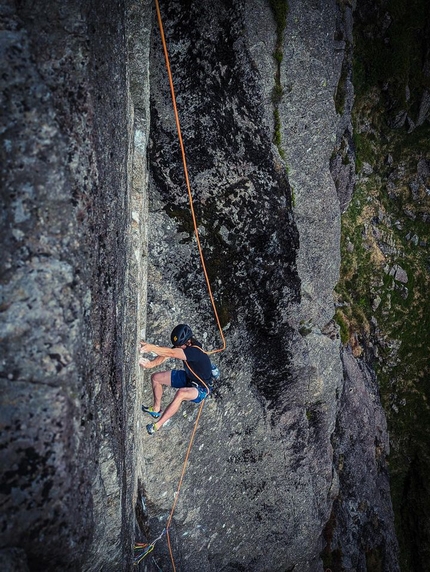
[170,370,210,403]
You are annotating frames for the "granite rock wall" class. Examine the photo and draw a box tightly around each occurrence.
[1,0,151,569]
[137,1,398,571]
[322,348,399,572]
[1,1,399,571]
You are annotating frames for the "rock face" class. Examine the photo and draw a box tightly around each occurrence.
[139,0,398,571]
[1,0,150,570]
[322,349,399,572]
[1,0,399,571]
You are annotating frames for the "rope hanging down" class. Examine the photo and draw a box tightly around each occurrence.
[134,1,227,569]
[154,0,226,355]
[133,397,205,570]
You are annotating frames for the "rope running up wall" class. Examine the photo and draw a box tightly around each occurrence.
[135,0,227,569]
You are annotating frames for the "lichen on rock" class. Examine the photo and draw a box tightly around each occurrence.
[0,0,404,570]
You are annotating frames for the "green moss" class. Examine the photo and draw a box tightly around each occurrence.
[290,186,295,207]
[335,309,349,344]
[391,122,430,161]
[299,324,312,337]
[273,48,283,65]
[272,83,284,104]
[269,0,288,158]
[338,164,430,565]
[274,108,287,160]
[269,0,288,38]
[341,11,430,564]
[273,108,281,147]
[352,130,374,171]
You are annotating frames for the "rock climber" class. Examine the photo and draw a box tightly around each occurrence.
[139,324,218,435]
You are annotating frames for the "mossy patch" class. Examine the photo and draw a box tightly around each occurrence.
[334,309,349,344]
[269,0,288,159]
[339,1,430,567]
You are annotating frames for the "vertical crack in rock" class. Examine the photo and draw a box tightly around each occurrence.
[0,0,400,570]
[149,0,300,407]
[140,1,350,571]
[1,0,151,569]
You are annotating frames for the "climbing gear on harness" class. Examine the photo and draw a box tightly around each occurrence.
[133,542,154,563]
[188,383,210,403]
[142,405,162,419]
[146,423,158,435]
[171,323,193,347]
[184,360,210,394]
[134,529,166,565]
[211,362,220,380]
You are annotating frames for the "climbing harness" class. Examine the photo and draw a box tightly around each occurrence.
[134,1,227,569]
[185,356,211,394]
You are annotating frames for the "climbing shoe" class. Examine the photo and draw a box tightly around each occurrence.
[142,405,162,419]
[146,423,158,435]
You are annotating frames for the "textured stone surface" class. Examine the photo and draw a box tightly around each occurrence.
[280,0,343,329]
[0,0,151,569]
[0,4,94,567]
[0,548,30,572]
[329,0,356,214]
[139,1,338,571]
[1,1,399,571]
[137,1,398,571]
[323,348,399,571]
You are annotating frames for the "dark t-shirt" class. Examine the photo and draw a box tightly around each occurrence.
[183,344,212,387]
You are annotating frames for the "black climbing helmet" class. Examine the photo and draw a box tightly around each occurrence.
[171,324,193,347]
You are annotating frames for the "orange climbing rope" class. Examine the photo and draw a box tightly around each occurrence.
[165,397,206,570]
[141,1,227,570]
[154,0,226,355]
[164,360,209,570]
